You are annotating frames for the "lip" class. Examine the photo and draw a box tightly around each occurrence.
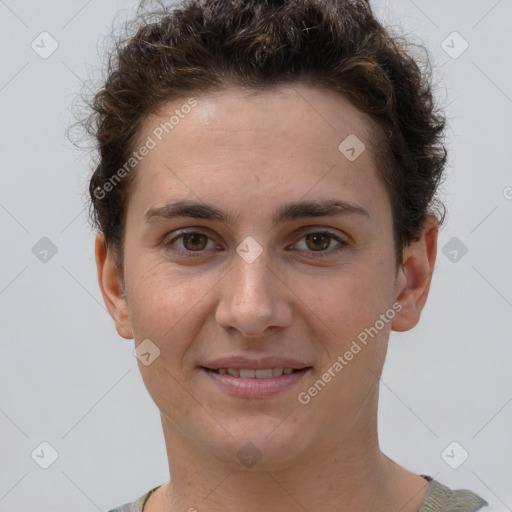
[201,367,312,398]
[201,356,310,371]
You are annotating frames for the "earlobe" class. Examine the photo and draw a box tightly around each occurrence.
[94,232,133,339]
[391,217,438,332]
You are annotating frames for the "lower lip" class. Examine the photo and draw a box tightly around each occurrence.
[201,368,311,398]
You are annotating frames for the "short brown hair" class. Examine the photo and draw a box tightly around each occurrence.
[85,0,447,270]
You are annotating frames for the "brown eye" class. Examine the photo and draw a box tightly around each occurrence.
[163,230,218,257]
[304,233,331,251]
[181,233,208,251]
[292,230,347,258]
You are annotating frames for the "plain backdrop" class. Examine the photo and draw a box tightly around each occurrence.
[1,1,511,511]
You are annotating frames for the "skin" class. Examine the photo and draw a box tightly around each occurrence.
[96,84,438,512]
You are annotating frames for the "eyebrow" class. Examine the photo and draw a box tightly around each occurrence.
[145,198,370,227]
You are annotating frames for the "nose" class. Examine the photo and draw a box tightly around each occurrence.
[215,244,292,338]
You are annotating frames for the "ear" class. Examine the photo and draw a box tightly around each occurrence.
[391,216,438,332]
[95,232,133,339]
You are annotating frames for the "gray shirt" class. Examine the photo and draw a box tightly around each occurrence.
[107,475,489,512]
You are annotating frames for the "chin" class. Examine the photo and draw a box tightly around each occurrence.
[204,416,313,471]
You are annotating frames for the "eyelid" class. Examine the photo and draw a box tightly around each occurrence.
[164,229,220,256]
[163,227,348,258]
[289,229,348,257]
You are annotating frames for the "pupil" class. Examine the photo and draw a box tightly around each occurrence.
[307,233,329,251]
[184,233,206,251]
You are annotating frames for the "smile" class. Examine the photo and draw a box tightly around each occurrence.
[210,367,298,378]
[202,367,312,397]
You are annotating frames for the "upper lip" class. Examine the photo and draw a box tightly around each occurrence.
[202,356,311,370]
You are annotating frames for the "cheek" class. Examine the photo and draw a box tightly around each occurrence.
[125,262,204,410]
[300,269,392,415]
[124,258,185,338]
[125,257,222,352]
[300,262,392,334]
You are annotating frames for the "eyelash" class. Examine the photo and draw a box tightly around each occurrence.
[163,229,348,259]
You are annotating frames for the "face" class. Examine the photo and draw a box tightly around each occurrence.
[97,84,435,471]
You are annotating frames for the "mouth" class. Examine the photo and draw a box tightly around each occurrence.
[200,366,312,397]
[204,367,304,378]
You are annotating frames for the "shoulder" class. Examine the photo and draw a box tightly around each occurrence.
[107,479,489,512]
[419,476,489,512]
[106,486,159,512]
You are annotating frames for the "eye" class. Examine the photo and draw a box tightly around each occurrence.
[163,229,348,259]
[163,230,219,257]
[292,230,347,258]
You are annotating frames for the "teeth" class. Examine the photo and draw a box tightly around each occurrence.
[255,369,273,379]
[213,367,297,378]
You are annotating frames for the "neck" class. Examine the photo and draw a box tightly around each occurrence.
[147,399,429,512]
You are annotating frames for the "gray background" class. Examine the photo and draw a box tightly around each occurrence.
[1,0,511,510]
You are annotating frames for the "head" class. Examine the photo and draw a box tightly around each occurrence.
[89,0,445,470]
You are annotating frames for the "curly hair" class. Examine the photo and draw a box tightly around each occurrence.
[86,0,447,270]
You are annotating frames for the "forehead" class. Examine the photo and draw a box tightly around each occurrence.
[128,84,390,226]
[142,84,375,151]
